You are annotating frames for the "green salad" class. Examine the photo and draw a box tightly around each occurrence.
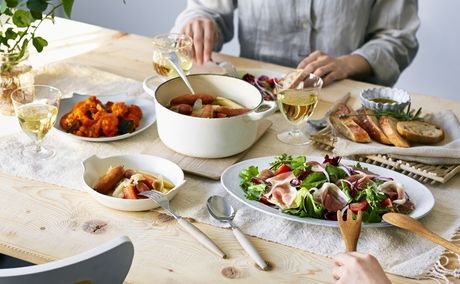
[239,154,414,223]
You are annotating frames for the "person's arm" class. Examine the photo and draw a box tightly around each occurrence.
[171,0,236,64]
[352,0,420,86]
[333,252,391,284]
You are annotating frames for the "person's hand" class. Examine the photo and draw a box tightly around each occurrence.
[181,16,219,65]
[332,252,391,284]
[297,51,372,86]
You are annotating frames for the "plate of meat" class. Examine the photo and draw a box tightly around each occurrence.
[55,93,156,142]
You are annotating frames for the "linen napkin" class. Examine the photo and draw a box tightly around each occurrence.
[333,110,460,165]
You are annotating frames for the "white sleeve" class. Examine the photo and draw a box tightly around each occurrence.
[353,0,420,86]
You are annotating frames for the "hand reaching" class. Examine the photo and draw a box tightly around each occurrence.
[181,16,219,65]
[332,252,391,284]
[297,51,372,86]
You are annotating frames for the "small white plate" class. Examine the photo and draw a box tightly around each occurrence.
[55,93,156,142]
[221,156,435,228]
[82,154,186,211]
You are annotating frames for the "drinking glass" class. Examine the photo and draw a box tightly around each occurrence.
[11,85,62,160]
[275,72,323,145]
[150,33,193,85]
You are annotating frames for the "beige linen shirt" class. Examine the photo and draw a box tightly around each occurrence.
[172,0,420,86]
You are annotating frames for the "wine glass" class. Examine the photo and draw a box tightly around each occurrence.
[149,33,193,86]
[275,72,323,145]
[11,85,62,160]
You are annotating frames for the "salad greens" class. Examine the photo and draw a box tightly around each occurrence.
[239,154,414,223]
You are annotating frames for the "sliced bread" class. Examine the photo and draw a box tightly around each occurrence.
[379,116,410,148]
[355,108,392,145]
[396,120,445,144]
[330,103,371,143]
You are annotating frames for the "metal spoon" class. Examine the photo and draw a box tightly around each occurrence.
[207,195,268,270]
[168,51,196,95]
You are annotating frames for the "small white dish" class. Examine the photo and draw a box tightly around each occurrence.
[56,93,156,142]
[82,154,185,211]
[360,87,410,112]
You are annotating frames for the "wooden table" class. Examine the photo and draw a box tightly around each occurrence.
[2,18,459,283]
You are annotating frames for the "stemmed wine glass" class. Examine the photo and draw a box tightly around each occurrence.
[11,85,62,160]
[149,33,193,86]
[275,71,323,145]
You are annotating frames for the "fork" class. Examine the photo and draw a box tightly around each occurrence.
[337,210,363,252]
[139,190,226,258]
[308,92,351,130]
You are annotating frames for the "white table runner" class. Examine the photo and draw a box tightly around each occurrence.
[1,64,459,281]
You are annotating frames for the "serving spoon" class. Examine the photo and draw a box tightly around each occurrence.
[383,213,460,254]
[168,51,196,95]
[207,195,268,270]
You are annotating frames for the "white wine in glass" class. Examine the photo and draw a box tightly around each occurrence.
[11,85,62,160]
[276,72,323,145]
[152,33,193,79]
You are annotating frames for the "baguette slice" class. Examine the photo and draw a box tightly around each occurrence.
[396,120,445,144]
[379,116,410,148]
[279,69,307,89]
[355,108,392,145]
[330,103,371,143]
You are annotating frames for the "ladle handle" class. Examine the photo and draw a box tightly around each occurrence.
[232,227,268,270]
[177,217,226,258]
[168,52,195,95]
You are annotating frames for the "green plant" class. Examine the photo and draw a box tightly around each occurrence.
[0,0,74,71]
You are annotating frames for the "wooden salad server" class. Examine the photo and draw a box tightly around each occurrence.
[383,213,460,255]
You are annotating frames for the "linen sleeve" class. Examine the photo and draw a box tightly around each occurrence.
[352,0,420,86]
[171,0,236,51]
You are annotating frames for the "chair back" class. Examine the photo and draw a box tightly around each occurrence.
[0,235,134,284]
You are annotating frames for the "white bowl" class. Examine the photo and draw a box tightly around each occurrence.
[360,87,410,111]
[81,154,185,211]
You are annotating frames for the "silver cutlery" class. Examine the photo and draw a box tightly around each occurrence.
[207,195,268,270]
[308,92,351,130]
[140,190,226,258]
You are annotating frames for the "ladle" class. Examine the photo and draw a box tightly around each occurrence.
[168,51,196,95]
[207,195,268,270]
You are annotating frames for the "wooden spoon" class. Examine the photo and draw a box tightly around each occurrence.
[383,213,460,254]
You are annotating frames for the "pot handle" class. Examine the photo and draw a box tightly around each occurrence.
[244,100,277,121]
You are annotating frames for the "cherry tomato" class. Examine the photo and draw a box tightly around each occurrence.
[381,198,393,208]
[275,164,291,175]
[349,200,368,213]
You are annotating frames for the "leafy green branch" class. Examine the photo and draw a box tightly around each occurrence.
[0,0,74,69]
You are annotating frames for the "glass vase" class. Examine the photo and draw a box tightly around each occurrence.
[0,51,34,116]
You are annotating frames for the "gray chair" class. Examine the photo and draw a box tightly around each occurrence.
[0,235,134,284]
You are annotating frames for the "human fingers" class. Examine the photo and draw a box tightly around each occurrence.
[191,20,205,65]
[332,262,345,282]
[202,19,218,63]
[333,252,362,266]
[297,50,324,69]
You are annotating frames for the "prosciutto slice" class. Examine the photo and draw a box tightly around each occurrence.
[312,182,349,212]
[265,171,298,209]
[378,181,407,205]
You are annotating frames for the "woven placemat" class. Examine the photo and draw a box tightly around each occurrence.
[310,126,460,184]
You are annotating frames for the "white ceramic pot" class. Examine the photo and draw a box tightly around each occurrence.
[143,74,276,158]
